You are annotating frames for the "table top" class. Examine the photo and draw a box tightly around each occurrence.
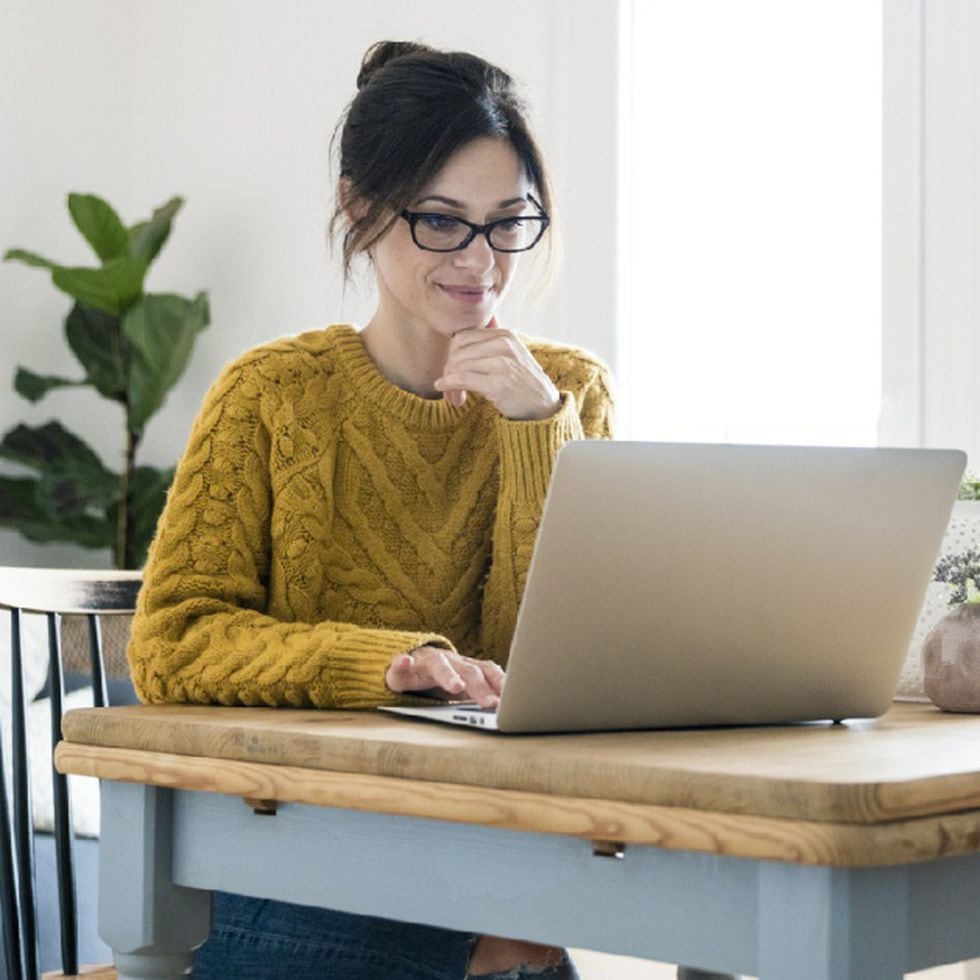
[60,700,980,824]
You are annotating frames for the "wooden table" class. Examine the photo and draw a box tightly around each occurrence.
[56,701,980,979]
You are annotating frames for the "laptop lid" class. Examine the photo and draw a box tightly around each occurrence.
[495,442,965,733]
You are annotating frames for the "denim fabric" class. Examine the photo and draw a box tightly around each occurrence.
[193,891,580,980]
[467,949,580,979]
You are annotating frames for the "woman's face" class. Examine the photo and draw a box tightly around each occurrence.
[369,136,532,339]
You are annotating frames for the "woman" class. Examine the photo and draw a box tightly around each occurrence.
[128,40,614,980]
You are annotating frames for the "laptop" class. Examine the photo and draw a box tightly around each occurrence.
[381,441,965,733]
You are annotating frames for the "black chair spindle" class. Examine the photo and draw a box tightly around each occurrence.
[46,612,78,977]
[86,615,108,710]
[9,608,38,980]
[0,631,25,980]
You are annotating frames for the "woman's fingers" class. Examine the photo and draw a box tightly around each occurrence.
[427,653,497,706]
[476,659,506,695]
[453,659,499,708]
[383,653,419,693]
[385,647,503,707]
[428,650,467,695]
[439,317,498,408]
[435,324,559,421]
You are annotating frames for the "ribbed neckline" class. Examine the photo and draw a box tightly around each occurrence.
[324,324,477,430]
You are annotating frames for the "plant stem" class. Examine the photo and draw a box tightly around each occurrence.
[115,428,139,569]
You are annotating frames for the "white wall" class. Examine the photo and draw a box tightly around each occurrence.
[880,0,980,468]
[12,0,977,571]
[0,0,621,569]
[0,1,136,567]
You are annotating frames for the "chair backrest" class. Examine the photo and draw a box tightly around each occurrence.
[0,568,141,980]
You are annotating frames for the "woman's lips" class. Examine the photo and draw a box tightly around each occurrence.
[438,284,491,305]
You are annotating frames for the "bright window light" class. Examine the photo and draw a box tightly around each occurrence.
[624,1,882,446]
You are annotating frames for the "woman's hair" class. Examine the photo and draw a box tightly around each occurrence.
[328,40,557,284]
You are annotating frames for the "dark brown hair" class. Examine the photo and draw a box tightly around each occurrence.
[328,40,556,282]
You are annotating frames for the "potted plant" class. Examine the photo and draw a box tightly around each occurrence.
[957,474,980,502]
[923,546,980,712]
[0,193,209,569]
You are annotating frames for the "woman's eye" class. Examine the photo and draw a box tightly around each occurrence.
[494,219,524,234]
[419,215,462,233]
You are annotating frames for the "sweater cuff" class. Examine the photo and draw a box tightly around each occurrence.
[313,628,456,709]
[496,392,585,503]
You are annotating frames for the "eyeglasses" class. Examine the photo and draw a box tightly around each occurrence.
[400,194,550,253]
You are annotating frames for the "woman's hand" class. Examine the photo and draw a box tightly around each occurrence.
[385,646,505,708]
[435,317,561,421]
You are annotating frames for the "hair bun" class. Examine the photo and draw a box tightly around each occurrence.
[356,40,434,90]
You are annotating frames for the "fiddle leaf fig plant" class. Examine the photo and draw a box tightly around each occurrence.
[1,193,209,568]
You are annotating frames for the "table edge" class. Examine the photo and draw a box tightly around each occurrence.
[56,740,980,868]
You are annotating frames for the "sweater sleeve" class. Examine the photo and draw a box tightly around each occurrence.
[478,355,615,666]
[127,360,455,709]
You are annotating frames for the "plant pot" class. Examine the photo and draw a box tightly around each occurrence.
[897,501,980,701]
[923,602,980,712]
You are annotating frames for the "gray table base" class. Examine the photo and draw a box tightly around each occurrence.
[98,780,980,980]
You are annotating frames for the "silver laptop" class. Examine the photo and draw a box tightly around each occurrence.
[381,441,965,733]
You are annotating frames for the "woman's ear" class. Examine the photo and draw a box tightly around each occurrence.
[339,177,368,225]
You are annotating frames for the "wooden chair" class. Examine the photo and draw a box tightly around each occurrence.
[0,568,141,980]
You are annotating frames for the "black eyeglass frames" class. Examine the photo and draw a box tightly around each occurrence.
[400,194,550,253]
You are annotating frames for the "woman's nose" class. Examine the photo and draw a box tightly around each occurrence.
[452,233,495,273]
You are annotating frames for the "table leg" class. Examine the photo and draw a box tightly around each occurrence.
[98,781,211,979]
[757,862,907,980]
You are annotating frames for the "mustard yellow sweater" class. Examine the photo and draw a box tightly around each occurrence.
[128,324,614,709]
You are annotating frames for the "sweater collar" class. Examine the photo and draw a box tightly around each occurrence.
[327,324,478,429]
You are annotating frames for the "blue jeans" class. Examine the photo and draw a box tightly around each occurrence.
[193,891,580,980]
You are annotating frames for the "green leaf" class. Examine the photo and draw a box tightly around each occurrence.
[14,367,86,402]
[51,257,147,316]
[68,193,131,263]
[36,465,119,519]
[65,303,127,401]
[0,476,115,548]
[123,291,210,431]
[3,248,58,270]
[126,464,175,566]
[958,475,980,501]
[128,196,184,266]
[0,421,119,510]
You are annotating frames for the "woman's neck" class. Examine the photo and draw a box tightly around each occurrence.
[360,314,451,400]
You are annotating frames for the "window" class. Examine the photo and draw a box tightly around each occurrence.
[624,1,882,446]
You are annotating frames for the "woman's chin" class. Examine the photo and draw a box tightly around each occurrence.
[434,312,494,335]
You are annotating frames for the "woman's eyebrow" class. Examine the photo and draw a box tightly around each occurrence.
[413,194,528,209]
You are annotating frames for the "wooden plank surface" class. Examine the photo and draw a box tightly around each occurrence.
[59,701,980,823]
[53,741,980,866]
[41,966,116,978]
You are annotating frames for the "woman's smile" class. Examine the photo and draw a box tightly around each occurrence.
[436,283,493,305]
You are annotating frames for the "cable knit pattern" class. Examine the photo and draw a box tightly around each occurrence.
[128,324,614,709]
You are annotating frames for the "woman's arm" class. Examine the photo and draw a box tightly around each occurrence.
[127,359,454,709]
[478,350,615,666]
